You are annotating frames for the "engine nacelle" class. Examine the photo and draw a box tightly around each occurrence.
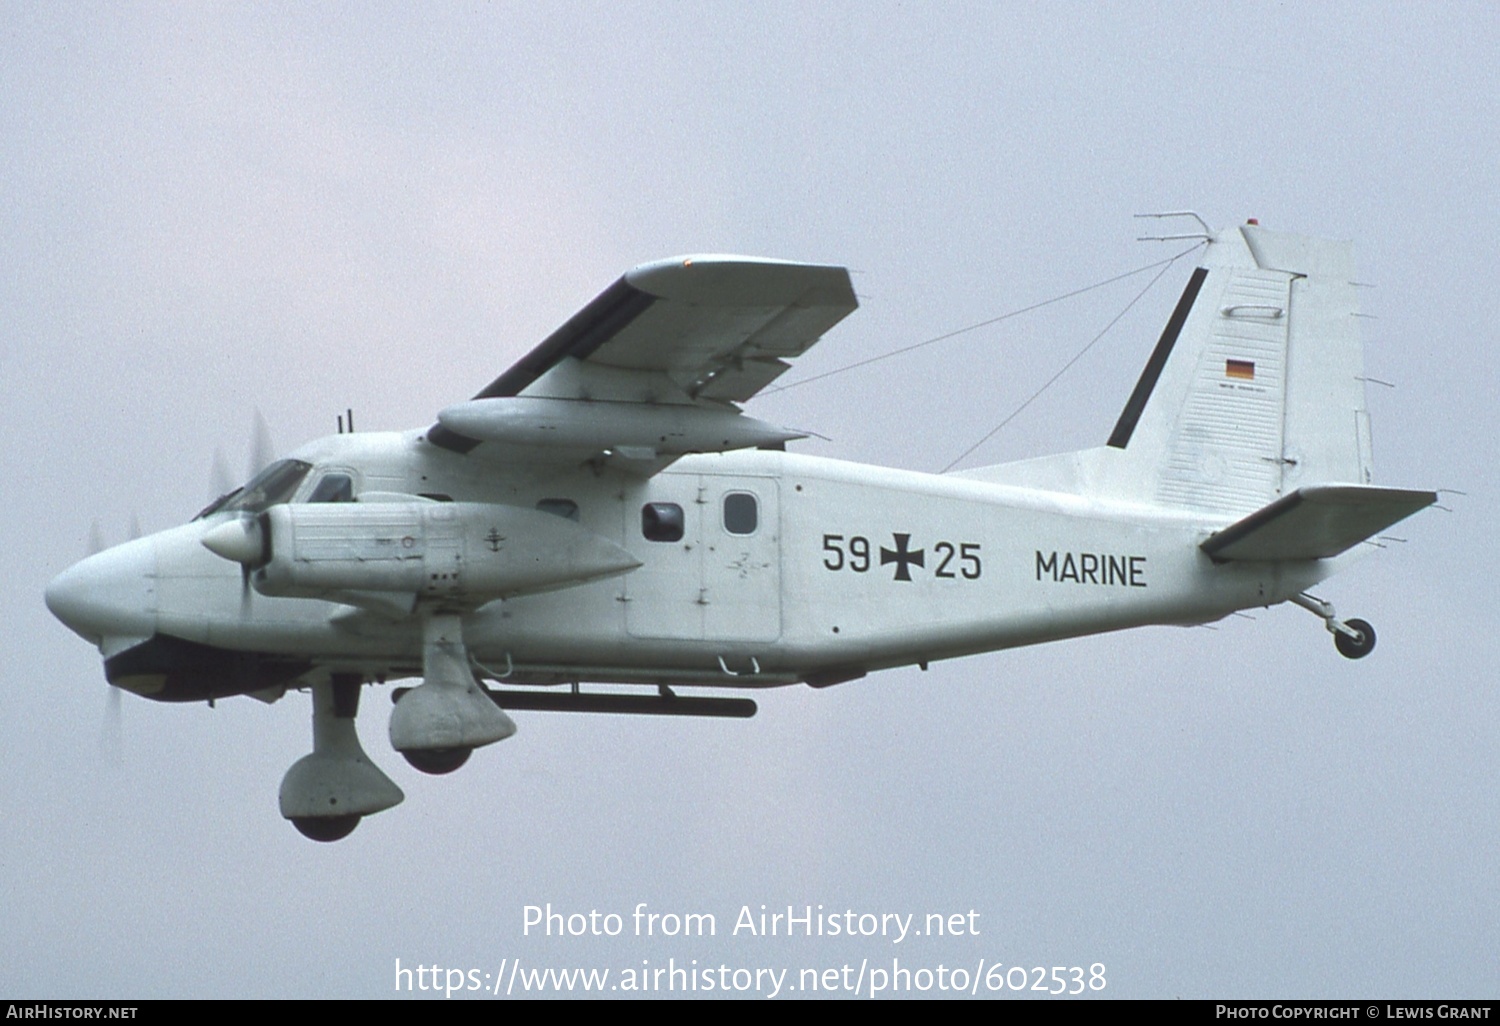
[243,501,640,604]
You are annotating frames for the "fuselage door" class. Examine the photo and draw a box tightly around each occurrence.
[623,474,705,640]
[700,478,781,643]
[621,474,782,643]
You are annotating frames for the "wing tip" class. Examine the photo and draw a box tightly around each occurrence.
[625,254,855,305]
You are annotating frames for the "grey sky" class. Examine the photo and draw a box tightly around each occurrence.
[3,2,1496,998]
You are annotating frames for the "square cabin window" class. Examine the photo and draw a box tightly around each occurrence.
[641,502,685,542]
[723,492,758,535]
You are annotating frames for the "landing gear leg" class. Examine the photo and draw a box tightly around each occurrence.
[389,613,517,773]
[1292,593,1376,660]
[280,673,405,841]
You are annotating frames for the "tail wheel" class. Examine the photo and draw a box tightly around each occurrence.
[1334,618,1376,660]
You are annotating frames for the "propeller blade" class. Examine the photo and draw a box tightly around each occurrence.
[199,515,264,616]
[128,512,142,541]
[249,410,275,478]
[88,521,105,555]
[99,684,123,767]
[210,448,234,499]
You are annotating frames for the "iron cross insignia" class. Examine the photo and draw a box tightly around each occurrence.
[880,533,925,581]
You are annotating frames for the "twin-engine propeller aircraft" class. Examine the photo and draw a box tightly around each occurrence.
[48,220,1435,841]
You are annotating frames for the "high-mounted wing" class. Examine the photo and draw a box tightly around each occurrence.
[426,256,857,469]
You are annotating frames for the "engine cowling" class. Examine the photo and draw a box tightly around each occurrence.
[206,501,641,605]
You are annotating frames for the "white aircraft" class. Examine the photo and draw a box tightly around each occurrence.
[47,220,1435,841]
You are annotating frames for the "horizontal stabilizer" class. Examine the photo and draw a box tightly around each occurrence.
[1201,485,1436,562]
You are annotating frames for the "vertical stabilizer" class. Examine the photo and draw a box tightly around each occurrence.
[1096,224,1371,516]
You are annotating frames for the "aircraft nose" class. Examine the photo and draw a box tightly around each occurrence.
[45,539,157,644]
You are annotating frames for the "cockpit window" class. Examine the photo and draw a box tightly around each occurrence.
[199,460,313,518]
[307,473,354,503]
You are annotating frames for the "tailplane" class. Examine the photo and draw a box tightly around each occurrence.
[1200,484,1436,562]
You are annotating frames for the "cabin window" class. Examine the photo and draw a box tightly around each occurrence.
[537,498,580,521]
[307,473,354,503]
[641,502,684,542]
[723,492,758,535]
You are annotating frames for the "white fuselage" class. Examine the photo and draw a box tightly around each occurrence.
[109,429,1330,696]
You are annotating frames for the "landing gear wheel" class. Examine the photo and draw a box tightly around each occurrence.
[1334,618,1376,660]
[290,815,361,842]
[402,747,473,775]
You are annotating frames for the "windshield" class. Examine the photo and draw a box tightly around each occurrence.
[195,459,313,519]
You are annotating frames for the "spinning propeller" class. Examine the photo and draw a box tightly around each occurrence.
[84,519,140,766]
